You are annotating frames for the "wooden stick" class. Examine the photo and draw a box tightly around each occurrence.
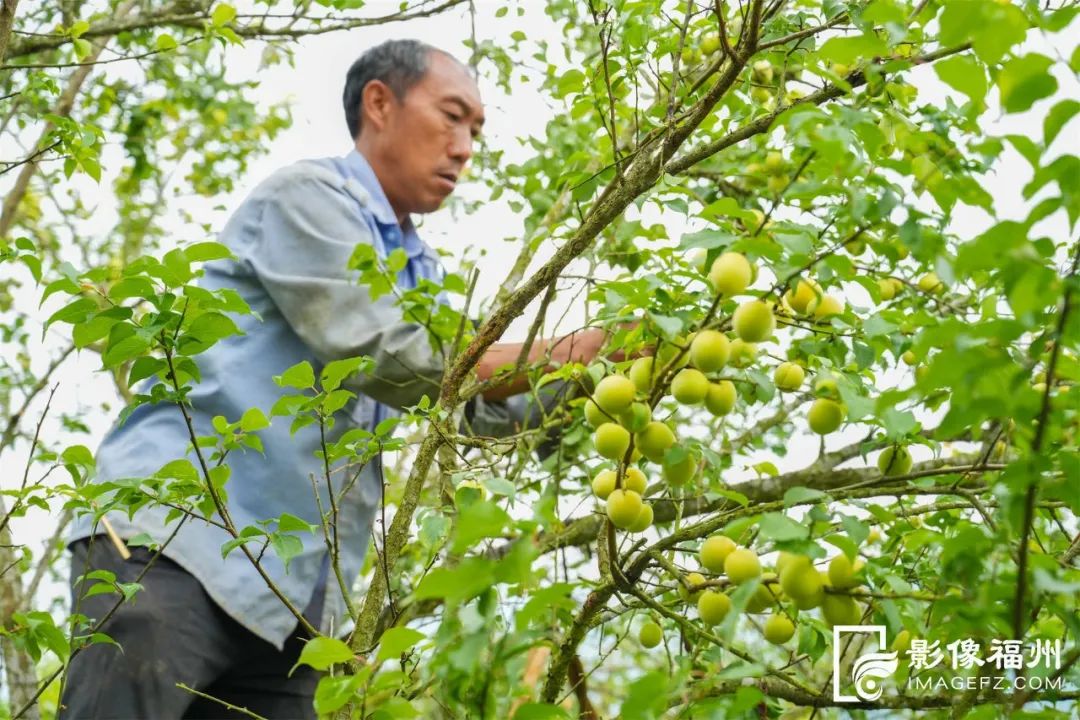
[509,645,551,717]
[101,516,130,560]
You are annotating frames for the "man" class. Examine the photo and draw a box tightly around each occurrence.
[60,39,606,718]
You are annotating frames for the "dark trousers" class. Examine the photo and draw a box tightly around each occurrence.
[59,536,325,719]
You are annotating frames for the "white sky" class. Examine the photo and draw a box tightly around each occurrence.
[2,0,1077,636]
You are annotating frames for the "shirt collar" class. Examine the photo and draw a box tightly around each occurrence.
[341,149,424,258]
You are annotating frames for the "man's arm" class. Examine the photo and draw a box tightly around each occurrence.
[246,163,609,410]
[475,329,608,402]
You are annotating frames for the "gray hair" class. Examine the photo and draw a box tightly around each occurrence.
[342,39,460,139]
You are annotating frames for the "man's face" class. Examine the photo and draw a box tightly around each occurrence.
[361,52,484,219]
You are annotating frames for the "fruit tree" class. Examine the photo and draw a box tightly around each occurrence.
[0,0,1078,718]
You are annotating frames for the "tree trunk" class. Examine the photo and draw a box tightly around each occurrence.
[0,0,19,66]
[0,520,40,720]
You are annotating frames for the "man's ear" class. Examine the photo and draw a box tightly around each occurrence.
[360,79,395,133]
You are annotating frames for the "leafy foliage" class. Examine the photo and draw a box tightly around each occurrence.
[0,0,1077,718]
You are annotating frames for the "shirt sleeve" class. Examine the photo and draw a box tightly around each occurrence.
[245,162,445,409]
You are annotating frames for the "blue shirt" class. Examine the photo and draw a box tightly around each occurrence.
[68,150,539,649]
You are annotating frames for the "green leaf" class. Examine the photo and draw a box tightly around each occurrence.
[61,445,94,466]
[239,407,270,432]
[375,627,425,664]
[72,313,121,349]
[412,558,496,603]
[271,533,303,572]
[494,537,537,586]
[80,156,102,182]
[208,464,230,492]
[320,356,368,391]
[1005,135,1042,170]
[998,54,1058,114]
[18,253,41,282]
[1033,568,1080,594]
[181,312,242,352]
[677,229,736,250]
[290,415,316,435]
[155,459,200,481]
[934,55,987,105]
[211,3,237,27]
[35,614,72,661]
[184,241,233,262]
[278,513,317,534]
[46,297,96,327]
[369,696,419,719]
[154,34,178,51]
[220,533,263,559]
[86,632,121,650]
[825,534,858,560]
[515,583,577,632]
[972,4,1029,64]
[108,276,156,301]
[125,533,157,549]
[102,334,152,368]
[313,673,364,715]
[77,569,116,585]
[275,361,315,389]
[555,69,586,97]
[72,38,92,61]
[385,248,408,273]
[374,415,399,437]
[1043,99,1080,147]
[840,514,870,546]
[128,357,165,385]
[483,476,516,500]
[940,0,1027,64]
[620,671,669,720]
[758,512,810,542]
[817,34,886,65]
[83,582,119,599]
[294,636,353,672]
[117,581,142,602]
[270,394,307,417]
[752,461,779,477]
[512,705,571,720]
[159,248,193,285]
[837,384,874,422]
[699,197,753,224]
[648,312,683,339]
[880,406,918,438]
[783,487,828,507]
[710,488,750,507]
[41,276,81,304]
[216,26,242,45]
[322,389,354,415]
[451,500,511,553]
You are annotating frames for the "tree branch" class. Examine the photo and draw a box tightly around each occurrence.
[6,0,468,59]
[1012,241,1079,641]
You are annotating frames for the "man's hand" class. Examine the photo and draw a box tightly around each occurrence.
[548,327,609,364]
[475,323,650,401]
